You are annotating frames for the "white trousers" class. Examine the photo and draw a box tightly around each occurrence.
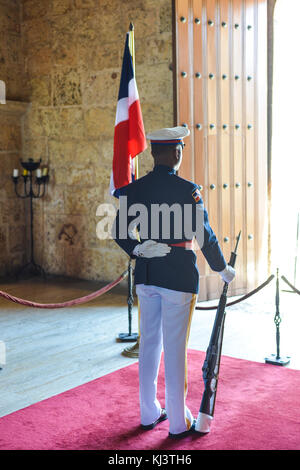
[136,284,197,435]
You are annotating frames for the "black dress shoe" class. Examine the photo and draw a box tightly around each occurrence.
[141,409,167,430]
[168,419,196,439]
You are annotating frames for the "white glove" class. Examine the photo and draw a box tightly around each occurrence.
[132,240,171,258]
[219,265,236,283]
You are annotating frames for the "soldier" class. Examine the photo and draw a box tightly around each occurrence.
[113,126,235,438]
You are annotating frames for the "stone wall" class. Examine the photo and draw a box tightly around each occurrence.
[19,0,174,281]
[0,1,28,277]
[0,102,30,277]
[0,0,24,100]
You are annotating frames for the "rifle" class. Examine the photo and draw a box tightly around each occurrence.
[195,231,241,433]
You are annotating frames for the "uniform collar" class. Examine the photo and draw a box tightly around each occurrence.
[153,164,176,175]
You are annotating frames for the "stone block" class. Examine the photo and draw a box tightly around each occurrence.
[0,34,22,69]
[43,185,65,214]
[92,9,125,45]
[159,2,172,33]
[53,68,82,106]
[24,108,58,138]
[57,214,87,248]
[84,107,115,138]
[0,122,21,151]
[0,1,20,33]
[140,100,173,134]
[93,246,129,281]
[82,70,118,107]
[59,107,85,138]
[86,214,105,249]
[64,186,101,215]
[48,139,101,178]
[73,9,99,42]
[8,224,26,252]
[22,137,48,162]
[0,151,19,176]
[48,139,76,167]
[119,5,159,40]
[24,45,53,76]
[42,242,65,275]
[0,184,25,215]
[22,18,52,47]
[27,75,52,106]
[22,0,52,22]
[63,245,94,279]
[52,0,74,16]
[75,140,101,166]
[97,137,114,168]
[6,201,25,225]
[135,32,172,66]
[137,62,173,104]
[44,212,64,246]
[78,39,120,71]
[54,165,96,187]
[63,244,82,277]
[0,226,7,252]
[93,164,111,194]
[2,176,18,199]
[53,32,78,67]
[63,244,128,281]
[3,252,27,277]
[25,108,85,139]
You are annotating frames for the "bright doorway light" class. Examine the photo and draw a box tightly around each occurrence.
[271,0,300,284]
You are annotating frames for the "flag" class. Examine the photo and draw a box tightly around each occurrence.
[109,32,147,196]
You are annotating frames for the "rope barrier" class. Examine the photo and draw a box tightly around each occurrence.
[0,271,297,312]
[281,276,300,296]
[0,270,128,309]
[195,274,275,310]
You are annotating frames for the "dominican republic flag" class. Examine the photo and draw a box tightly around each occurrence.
[109,32,147,196]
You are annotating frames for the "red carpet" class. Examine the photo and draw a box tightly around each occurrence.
[0,350,299,450]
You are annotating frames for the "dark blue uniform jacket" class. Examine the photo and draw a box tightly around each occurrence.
[113,164,226,294]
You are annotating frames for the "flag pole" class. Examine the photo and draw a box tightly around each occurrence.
[116,23,138,345]
[121,22,140,358]
[128,22,139,180]
[129,22,135,72]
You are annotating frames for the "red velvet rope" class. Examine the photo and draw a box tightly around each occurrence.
[2,272,296,311]
[0,271,128,309]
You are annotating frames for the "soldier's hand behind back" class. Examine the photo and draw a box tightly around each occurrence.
[133,240,171,258]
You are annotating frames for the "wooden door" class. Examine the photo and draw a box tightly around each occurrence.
[175,0,268,300]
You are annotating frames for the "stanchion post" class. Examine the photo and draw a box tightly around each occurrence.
[117,259,138,343]
[127,259,134,337]
[121,264,140,357]
[265,268,291,366]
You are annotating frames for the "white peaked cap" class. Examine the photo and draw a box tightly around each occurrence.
[146,126,190,142]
